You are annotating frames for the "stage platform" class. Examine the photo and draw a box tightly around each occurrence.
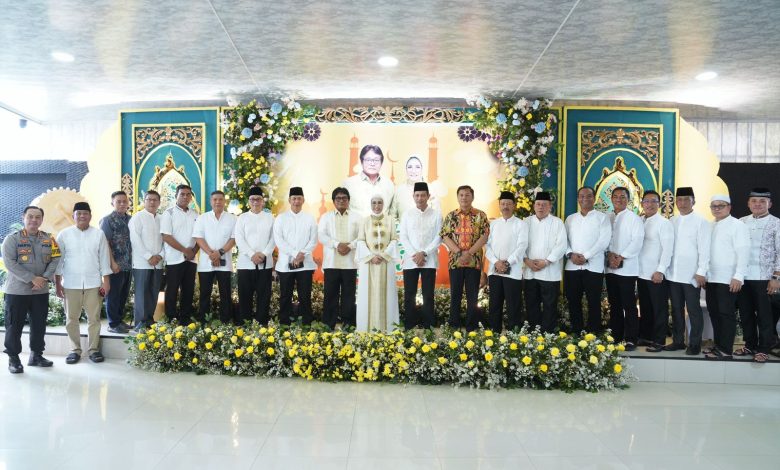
[3,321,778,386]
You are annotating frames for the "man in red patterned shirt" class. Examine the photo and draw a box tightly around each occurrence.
[440,185,490,330]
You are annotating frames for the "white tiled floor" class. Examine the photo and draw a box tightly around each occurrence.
[1,356,779,470]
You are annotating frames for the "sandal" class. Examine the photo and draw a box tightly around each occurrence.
[753,352,769,363]
[704,349,733,361]
[733,347,754,356]
[702,347,716,355]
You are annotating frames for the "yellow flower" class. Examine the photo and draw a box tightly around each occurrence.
[578,340,588,348]
[485,339,494,348]
[192,357,199,364]
[550,347,560,357]
[407,346,417,354]
[536,336,545,343]
[465,340,475,350]
[186,341,196,350]
[532,159,539,166]
[453,331,463,339]
[412,336,422,345]
[166,340,174,348]
[510,342,518,350]
[589,355,598,365]
[568,353,576,361]
[449,341,458,349]
[285,339,293,347]
[525,113,533,120]
[236,328,244,337]
[158,325,166,332]
[223,359,231,367]
[614,364,623,374]
[536,344,545,351]
[559,331,567,339]
[267,336,275,343]
[502,359,508,368]
[153,341,161,349]
[421,345,431,353]
[597,344,606,353]
[484,352,494,361]
[484,330,493,337]
[148,334,156,342]
[234,349,244,358]
[204,327,212,333]
[520,335,529,343]
[205,342,213,350]
[246,346,254,354]
[253,338,261,346]
[607,344,615,352]
[459,353,468,361]
[175,331,183,339]
[607,335,615,343]
[566,344,576,353]
[266,347,275,356]
[617,344,626,351]
[188,323,197,330]
[499,335,508,344]
[430,342,438,350]
[173,352,182,361]
[522,356,532,365]
[539,364,548,373]
[210,334,218,342]
[438,357,447,365]
[585,333,596,342]
[468,331,477,338]
[217,332,224,338]
[138,342,146,351]
[230,336,238,344]
[137,333,146,340]
[467,360,475,368]
[519,179,526,188]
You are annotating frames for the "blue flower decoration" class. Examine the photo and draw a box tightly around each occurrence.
[517,166,530,177]
[512,113,518,119]
[534,122,547,133]
[495,113,507,125]
[241,127,253,139]
[230,147,237,157]
[533,100,540,110]
[512,119,520,126]
[259,173,270,184]
[270,102,283,114]
[248,113,256,123]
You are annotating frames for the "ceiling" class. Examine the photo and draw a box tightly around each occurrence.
[2,0,779,123]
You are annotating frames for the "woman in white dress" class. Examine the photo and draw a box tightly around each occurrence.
[356,195,399,332]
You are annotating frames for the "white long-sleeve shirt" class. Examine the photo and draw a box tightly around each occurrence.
[234,210,275,270]
[708,215,750,284]
[606,209,644,277]
[524,215,567,281]
[159,204,198,266]
[318,210,360,270]
[638,213,674,280]
[273,210,318,272]
[486,216,528,280]
[128,210,163,270]
[564,210,611,273]
[398,205,442,270]
[55,226,112,289]
[192,211,236,272]
[667,211,711,285]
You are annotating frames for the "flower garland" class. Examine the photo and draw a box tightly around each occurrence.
[221,98,319,211]
[464,97,558,217]
[128,323,632,392]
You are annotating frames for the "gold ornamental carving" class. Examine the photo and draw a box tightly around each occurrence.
[316,107,465,123]
[661,189,674,219]
[135,126,203,164]
[581,128,660,169]
[121,173,134,201]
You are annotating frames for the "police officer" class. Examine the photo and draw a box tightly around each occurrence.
[2,206,60,374]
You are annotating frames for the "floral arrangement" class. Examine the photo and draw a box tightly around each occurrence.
[221,98,319,211]
[128,322,632,392]
[464,96,558,217]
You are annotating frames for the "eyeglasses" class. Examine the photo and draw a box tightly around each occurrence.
[334,196,349,201]
[248,197,263,202]
[710,204,729,209]
[363,158,382,164]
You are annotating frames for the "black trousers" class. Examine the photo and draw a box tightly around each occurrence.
[403,268,436,329]
[237,268,273,325]
[637,278,670,345]
[278,270,313,325]
[606,274,638,344]
[3,293,48,356]
[564,269,604,333]
[739,280,775,353]
[669,281,703,347]
[705,282,739,354]
[448,267,481,330]
[488,275,522,332]
[322,269,357,329]
[198,271,233,323]
[105,270,131,328]
[525,279,559,333]
[165,262,196,323]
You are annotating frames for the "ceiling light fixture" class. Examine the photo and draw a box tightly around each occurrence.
[695,71,717,81]
[377,56,398,67]
[51,51,75,63]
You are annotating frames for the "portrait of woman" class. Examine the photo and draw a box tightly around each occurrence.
[394,155,439,218]
[356,195,399,332]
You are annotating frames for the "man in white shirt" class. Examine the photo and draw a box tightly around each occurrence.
[160,184,198,324]
[564,186,611,333]
[704,195,750,360]
[55,202,112,364]
[234,186,275,325]
[605,187,644,350]
[274,187,318,325]
[736,187,780,363]
[400,182,442,329]
[523,191,567,333]
[129,190,163,331]
[193,191,236,323]
[318,187,360,329]
[486,191,528,331]
[342,144,395,218]
[637,191,675,352]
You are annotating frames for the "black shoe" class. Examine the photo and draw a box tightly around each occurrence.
[108,324,129,334]
[636,339,653,347]
[65,353,81,364]
[28,354,53,367]
[646,343,665,353]
[624,342,637,351]
[662,343,686,351]
[685,346,701,356]
[8,356,23,374]
[89,352,105,363]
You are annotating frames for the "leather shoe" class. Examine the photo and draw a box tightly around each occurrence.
[89,352,105,363]
[8,356,23,374]
[623,342,637,351]
[646,343,665,353]
[662,343,686,351]
[65,353,81,364]
[28,354,54,367]
[685,346,701,356]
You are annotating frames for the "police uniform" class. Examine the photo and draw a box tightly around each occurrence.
[2,229,60,369]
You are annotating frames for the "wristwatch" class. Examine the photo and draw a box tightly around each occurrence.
[772,274,780,281]
[218,248,225,256]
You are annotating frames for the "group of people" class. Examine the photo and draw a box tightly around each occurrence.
[3,164,779,373]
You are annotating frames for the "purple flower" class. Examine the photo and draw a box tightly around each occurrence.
[457,126,478,142]
[303,122,321,141]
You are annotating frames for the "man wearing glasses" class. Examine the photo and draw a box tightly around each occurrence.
[342,144,395,218]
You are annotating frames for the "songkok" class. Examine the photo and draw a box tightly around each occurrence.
[749,187,771,199]
[248,186,264,197]
[534,191,552,202]
[413,182,429,192]
[676,187,694,197]
[289,187,304,197]
[73,202,91,212]
[498,191,516,201]
[711,194,731,204]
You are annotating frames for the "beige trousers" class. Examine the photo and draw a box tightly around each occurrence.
[64,288,102,355]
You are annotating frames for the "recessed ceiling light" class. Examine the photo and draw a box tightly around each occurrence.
[695,71,717,81]
[377,56,398,67]
[51,51,75,63]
